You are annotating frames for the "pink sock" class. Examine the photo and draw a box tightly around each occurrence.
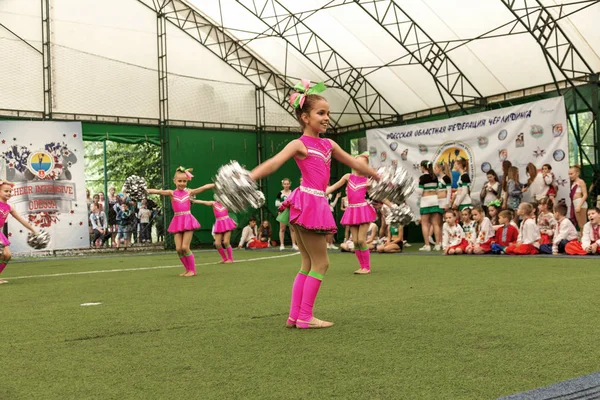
[179,256,189,272]
[361,249,371,271]
[297,271,324,327]
[217,247,227,262]
[225,246,233,261]
[0,262,6,274]
[288,271,308,323]
[354,250,363,268]
[184,253,196,274]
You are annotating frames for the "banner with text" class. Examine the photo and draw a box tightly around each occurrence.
[0,121,88,252]
[367,97,569,218]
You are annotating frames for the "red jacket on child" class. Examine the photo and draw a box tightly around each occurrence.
[493,224,519,247]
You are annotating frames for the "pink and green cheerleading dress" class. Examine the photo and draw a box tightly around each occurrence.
[168,189,201,233]
[212,202,236,233]
[277,135,337,234]
[340,174,376,226]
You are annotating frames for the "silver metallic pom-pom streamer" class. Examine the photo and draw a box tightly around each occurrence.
[368,165,416,204]
[122,175,148,202]
[213,161,265,213]
[27,229,50,250]
[385,203,416,226]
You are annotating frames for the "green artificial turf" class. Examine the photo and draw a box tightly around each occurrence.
[1,250,600,399]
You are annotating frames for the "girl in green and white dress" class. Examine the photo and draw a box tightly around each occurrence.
[417,160,442,252]
[275,178,298,251]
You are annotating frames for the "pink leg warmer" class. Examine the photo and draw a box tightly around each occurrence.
[288,270,308,324]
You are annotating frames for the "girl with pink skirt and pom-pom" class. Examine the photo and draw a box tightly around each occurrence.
[328,152,377,275]
[0,181,39,285]
[250,79,379,329]
[147,167,214,277]
[192,199,236,263]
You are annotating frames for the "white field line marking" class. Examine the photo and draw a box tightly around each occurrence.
[6,252,300,281]
[80,302,102,306]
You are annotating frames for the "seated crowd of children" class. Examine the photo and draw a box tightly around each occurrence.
[442,199,600,256]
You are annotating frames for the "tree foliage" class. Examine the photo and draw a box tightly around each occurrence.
[84,141,162,196]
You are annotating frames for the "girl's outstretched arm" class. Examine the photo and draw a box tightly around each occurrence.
[147,189,172,196]
[329,140,379,178]
[10,208,36,233]
[250,140,303,181]
[326,173,350,195]
[190,183,215,196]
[192,200,214,207]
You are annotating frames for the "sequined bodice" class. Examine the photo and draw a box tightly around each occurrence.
[213,202,229,218]
[295,135,332,191]
[347,174,368,204]
[171,189,191,213]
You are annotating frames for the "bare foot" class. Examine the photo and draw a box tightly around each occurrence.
[355,269,371,275]
[218,260,226,264]
[0,279,8,284]
[224,260,233,264]
[182,271,196,277]
[179,272,187,276]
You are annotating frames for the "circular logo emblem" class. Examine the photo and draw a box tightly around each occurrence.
[477,136,489,149]
[530,124,544,139]
[28,151,54,179]
[481,162,491,173]
[499,149,508,162]
[498,129,508,141]
[552,124,564,137]
[553,149,565,162]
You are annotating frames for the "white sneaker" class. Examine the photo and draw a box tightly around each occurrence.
[428,236,435,244]
[292,244,299,251]
[403,241,411,248]
[329,244,339,250]
[419,245,432,252]
[433,244,441,251]
[280,245,285,251]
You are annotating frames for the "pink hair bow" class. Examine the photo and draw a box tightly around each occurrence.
[177,166,194,180]
[289,79,327,109]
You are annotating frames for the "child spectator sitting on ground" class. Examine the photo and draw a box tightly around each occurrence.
[491,210,519,254]
[539,203,579,254]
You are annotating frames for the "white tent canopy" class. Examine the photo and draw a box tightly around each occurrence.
[1,0,599,129]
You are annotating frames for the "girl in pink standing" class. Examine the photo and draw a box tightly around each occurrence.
[252,80,379,329]
[192,199,236,263]
[328,152,377,275]
[0,181,38,284]
[147,167,214,277]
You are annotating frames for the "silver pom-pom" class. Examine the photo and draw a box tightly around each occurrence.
[385,203,416,226]
[213,161,265,213]
[122,175,147,202]
[368,165,416,204]
[27,229,50,250]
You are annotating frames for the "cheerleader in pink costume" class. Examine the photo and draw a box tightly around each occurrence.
[328,152,377,275]
[0,181,38,285]
[147,167,214,277]
[250,79,379,329]
[192,199,236,263]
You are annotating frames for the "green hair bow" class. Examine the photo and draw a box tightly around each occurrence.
[289,79,327,109]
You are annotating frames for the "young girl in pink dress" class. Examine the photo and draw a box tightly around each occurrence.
[147,167,214,277]
[328,152,377,275]
[251,80,379,329]
[192,199,236,263]
[0,181,38,284]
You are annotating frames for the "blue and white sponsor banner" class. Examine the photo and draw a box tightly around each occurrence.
[367,97,569,217]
